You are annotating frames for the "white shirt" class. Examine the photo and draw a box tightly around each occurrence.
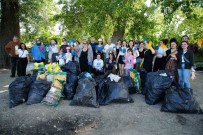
[51,45,59,53]
[104,43,116,58]
[17,49,28,58]
[93,59,104,69]
[156,47,167,57]
[64,53,72,63]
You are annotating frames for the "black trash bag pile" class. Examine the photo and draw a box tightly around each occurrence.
[70,76,99,108]
[121,76,136,94]
[161,86,203,114]
[61,61,79,75]
[145,70,174,105]
[138,68,148,94]
[27,79,52,105]
[64,74,78,100]
[9,75,32,108]
[98,78,134,105]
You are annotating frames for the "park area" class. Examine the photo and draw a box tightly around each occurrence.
[1,0,203,135]
[0,64,203,135]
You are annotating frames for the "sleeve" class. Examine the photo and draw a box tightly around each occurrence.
[101,60,104,68]
[5,42,11,54]
[93,60,96,67]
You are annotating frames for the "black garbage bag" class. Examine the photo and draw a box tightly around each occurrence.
[138,68,148,91]
[9,75,32,108]
[61,61,79,75]
[64,74,78,100]
[27,79,52,105]
[145,70,174,105]
[70,78,99,108]
[161,87,203,114]
[122,76,136,94]
[98,78,134,105]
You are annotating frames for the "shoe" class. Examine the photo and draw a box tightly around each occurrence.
[10,75,15,78]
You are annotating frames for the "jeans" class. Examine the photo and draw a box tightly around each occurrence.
[178,64,191,89]
[17,58,28,76]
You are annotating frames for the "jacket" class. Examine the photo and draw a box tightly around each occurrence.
[177,50,194,69]
[5,41,21,57]
[31,44,46,61]
[76,44,93,62]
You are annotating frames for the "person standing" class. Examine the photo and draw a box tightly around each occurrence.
[103,38,116,63]
[142,42,155,72]
[175,41,194,89]
[78,41,93,72]
[165,38,179,86]
[89,36,97,59]
[153,39,168,72]
[60,38,69,53]
[95,38,104,60]
[51,39,59,63]
[31,39,45,63]
[124,49,135,76]
[15,43,29,76]
[5,36,21,77]
[136,41,145,70]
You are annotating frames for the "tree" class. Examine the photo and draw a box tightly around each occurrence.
[0,0,20,67]
[56,0,156,43]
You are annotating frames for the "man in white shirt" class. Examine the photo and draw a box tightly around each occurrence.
[103,38,116,62]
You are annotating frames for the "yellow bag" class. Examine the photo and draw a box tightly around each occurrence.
[52,80,63,90]
[53,64,61,73]
[45,63,53,72]
[34,62,44,69]
[36,72,46,80]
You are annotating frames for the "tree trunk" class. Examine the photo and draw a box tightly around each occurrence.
[112,29,125,44]
[0,0,20,68]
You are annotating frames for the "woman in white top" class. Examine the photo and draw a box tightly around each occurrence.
[15,43,29,76]
[93,53,104,75]
[153,39,168,72]
[116,40,128,76]
[50,39,59,63]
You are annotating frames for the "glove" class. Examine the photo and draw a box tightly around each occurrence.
[88,61,92,66]
[119,47,122,51]
[148,41,153,51]
[71,50,78,57]
[133,47,137,52]
[140,61,143,68]
[155,46,159,50]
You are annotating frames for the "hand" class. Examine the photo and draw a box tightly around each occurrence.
[170,54,176,58]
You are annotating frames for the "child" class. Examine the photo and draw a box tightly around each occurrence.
[124,49,135,76]
[93,53,104,75]
[64,47,72,63]
[57,51,65,66]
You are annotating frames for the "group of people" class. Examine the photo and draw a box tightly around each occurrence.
[5,35,195,89]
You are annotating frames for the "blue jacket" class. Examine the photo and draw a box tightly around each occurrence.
[31,44,45,61]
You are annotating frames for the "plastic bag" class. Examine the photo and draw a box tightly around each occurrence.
[36,71,46,80]
[64,74,78,100]
[41,80,64,106]
[121,76,136,94]
[70,78,99,108]
[53,64,61,73]
[45,63,52,72]
[145,70,174,105]
[138,68,148,90]
[161,86,203,114]
[61,61,79,75]
[46,72,54,82]
[9,75,32,108]
[54,72,67,82]
[130,69,141,93]
[34,62,44,70]
[98,78,134,105]
[27,79,51,105]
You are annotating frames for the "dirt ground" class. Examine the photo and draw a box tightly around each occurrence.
[0,67,203,135]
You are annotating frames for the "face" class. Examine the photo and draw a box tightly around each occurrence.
[129,41,133,47]
[170,42,177,49]
[107,39,111,44]
[140,43,144,47]
[181,42,188,50]
[13,37,18,43]
[117,40,121,45]
[97,55,101,60]
[37,40,41,44]
[21,44,25,49]
[98,41,102,45]
[128,50,132,55]
[160,41,163,45]
[182,36,188,42]
[51,40,55,44]
[90,37,95,42]
[83,42,88,47]
[123,41,127,47]
[82,38,87,42]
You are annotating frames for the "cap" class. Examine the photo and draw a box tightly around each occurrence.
[98,38,103,42]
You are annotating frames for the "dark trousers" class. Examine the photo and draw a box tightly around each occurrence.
[34,58,45,63]
[153,57,165,72]
[10,57,18,76]
[17,58,28,76]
